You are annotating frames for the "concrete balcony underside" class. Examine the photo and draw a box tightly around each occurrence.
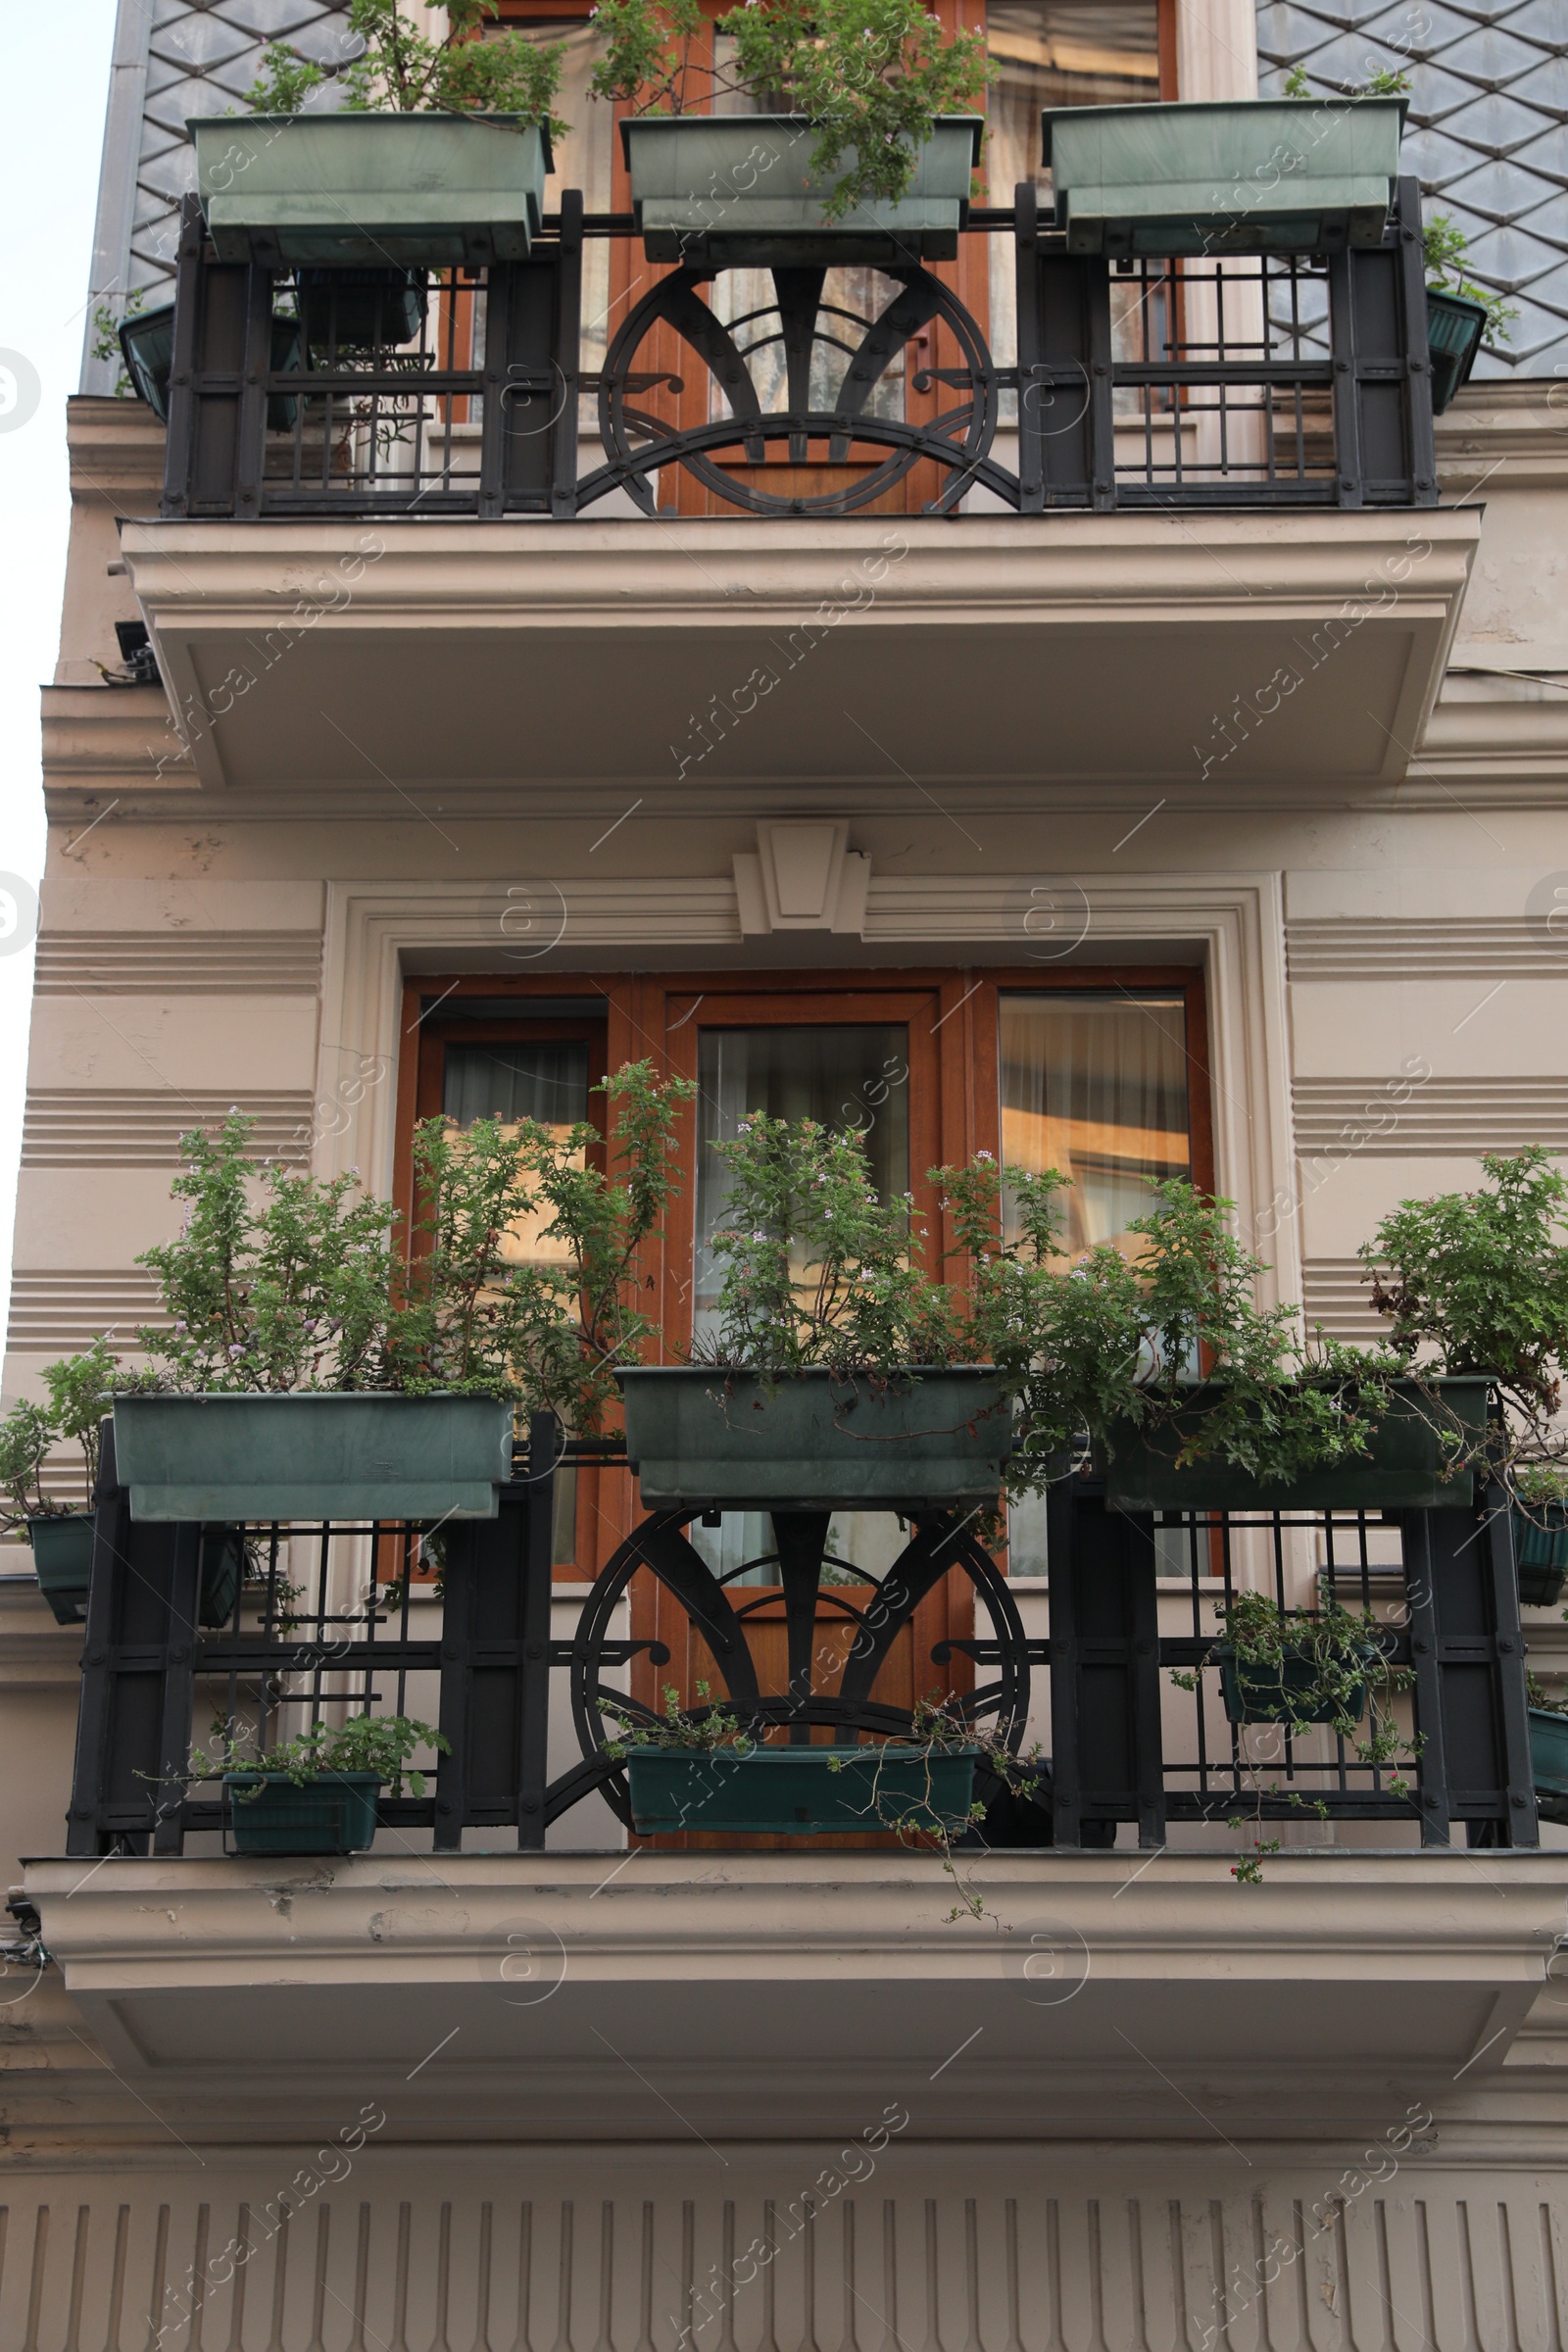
[24,1850,1568,2142]
[118,514,1479,797]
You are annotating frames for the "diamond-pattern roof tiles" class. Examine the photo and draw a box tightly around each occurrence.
[1257,0,1568,376]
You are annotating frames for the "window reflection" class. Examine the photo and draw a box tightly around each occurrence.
[999,992,1190,1258]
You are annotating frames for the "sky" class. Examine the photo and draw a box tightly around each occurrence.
[0,7,120,1360]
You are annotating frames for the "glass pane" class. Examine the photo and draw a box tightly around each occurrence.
[999,992,1190,1258]
[692,1023,910,1586]
[710,270,906,423]
[987,0,1162,412]
[694,1024,910,1318]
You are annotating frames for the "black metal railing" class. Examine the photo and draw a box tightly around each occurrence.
[64,1414,1538,1857]
[158,179,1439,525]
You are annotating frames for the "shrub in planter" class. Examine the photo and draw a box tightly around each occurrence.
[591,0,991,263]
[195,1712,448,1856]
[1512,1478,1568,1607]
[192,3,567,269]
[1528,1679,1568,1826]
[112,1064,694,1520]
[0,1341,140,1624]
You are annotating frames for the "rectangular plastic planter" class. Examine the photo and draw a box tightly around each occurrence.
[1214,1642,1371,1728]
[223,1770,380,1855]
[1427,287,1488,414]
[1530,1708,1568,1827]
[297,267,426,352]
[1040,98,1405,257]
[620,114,983,267]
[189,113,552,268]
[26,1514,243,1626]
[1514,1503,1568,1607]
[112,1393,513,1523]
[624,1743,977,1835]
[1102,1377,1488,1513]
[618,1366,1010,1511]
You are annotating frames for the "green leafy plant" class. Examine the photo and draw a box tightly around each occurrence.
[694,1112,961,1380]
[598,1678,757,1755]
[191,1712,449,1797]
[0,1339,134,1537]
[1528,1672,1568,1719]
[246,0,567,139]
[90,287,147,399]
[936,1157,1395,1497]
[588,0,992,220]
[1423,211,1516,344]
[1360,1146,1568,1488]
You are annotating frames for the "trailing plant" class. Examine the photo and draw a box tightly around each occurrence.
[1359,1146,1568,1491]
[1528,1672,1568,1719]
[693,1112,962,1380]
[0,1339,135,1537]
[598,1678,757,1755]
[936,1157,1396,1497]
[588,0,992,220]
[1172,1586,1419,1885]
[245,0,567,139]
[190,1711,449,1797]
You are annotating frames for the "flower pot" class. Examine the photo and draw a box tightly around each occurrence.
[1513,1503,1568,1608]
[1426,287,1488,415]
[1101,1377,1489,1512]
[619,114,984,267]
[188,114,553,269]
[1040,98,1405,257]
[296,267,427,352]
[623,1743,978,1835]
[113,1393,514,1523]
[119,303,302,428]
[222,1770,381,1855]
[1529,1707,1568,1827]
[1214,1641,1372,1728]
[617,1366,1010,1511]
[25,1514,243,1626]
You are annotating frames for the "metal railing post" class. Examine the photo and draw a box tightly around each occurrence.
[517,1413,560,1849]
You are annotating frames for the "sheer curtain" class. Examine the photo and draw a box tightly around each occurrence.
[1000,991,1192,1574]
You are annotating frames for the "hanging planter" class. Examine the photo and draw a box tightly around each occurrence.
[112,1394,514,1523]
[617,1366,1009,1511]
[623,1742,978,1835]
[1530,1708,1568,1827]
[1101,1377,1490,1512]
[1513,1503,1568,1608]
[120,303,302,429]
[1426,287,1488,415]
[222,1770,382,1856]
[25,1514,244,1627]
[296,268,427,353]
[188,114,553,269]
[620,115,983,267]
[1040,98,1406,257]
[1213,1642,1373,1728]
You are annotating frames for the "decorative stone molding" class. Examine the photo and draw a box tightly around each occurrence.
[733,823,871,936]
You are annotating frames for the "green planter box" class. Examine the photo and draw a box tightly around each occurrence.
[1514,1503,1568,1607]
[618,1366,1009,1511]
[189,114,553,268]
[223,1770,381,1855]
[624,1743,978,1835]
[1102,1378,1488,1512]
[113,1393,513,1523]
[1040,98,1405,257]
[26,1514,244,1627]
[1529,1708,1568,1827]
[1426,287,1488,415]
[121,303,302,428]
[297,267,426,351]
[620,114,983,266]
[1214,1641,1371,1728]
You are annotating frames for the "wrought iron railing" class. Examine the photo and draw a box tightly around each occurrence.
[64,1414,1538,1857]
[158,180,1439,525]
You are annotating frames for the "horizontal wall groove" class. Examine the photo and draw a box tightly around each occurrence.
[32,930,322,995]
[6,1272,169,1354]
[1301,1257,1383,1341]
[1286,916,1568,981]
[1293,1077,1568,1154]
[21,1093,313,1168]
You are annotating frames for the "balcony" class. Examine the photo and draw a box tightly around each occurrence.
[31,1408,1564,2089]
[112,186,1480,799]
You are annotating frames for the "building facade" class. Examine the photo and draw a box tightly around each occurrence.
[2,0,1568,2342]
